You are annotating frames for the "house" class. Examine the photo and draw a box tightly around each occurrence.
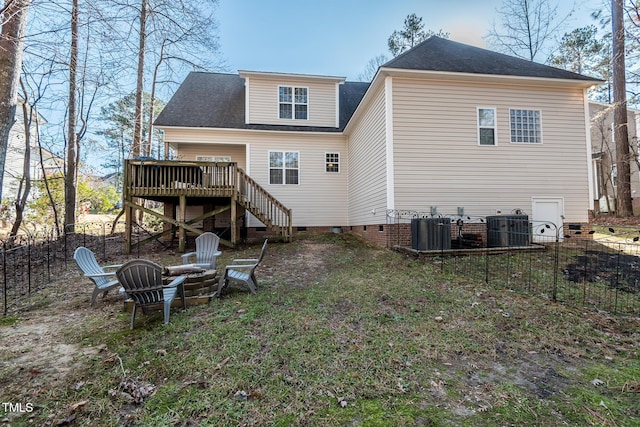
[589,102,640,214]
[2,99,55,205]
[148,36,601,249]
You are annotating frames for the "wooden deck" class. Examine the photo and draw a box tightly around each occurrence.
[123,159,292,253]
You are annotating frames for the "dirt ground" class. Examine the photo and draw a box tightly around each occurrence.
[1,218,639,424]
[0,240,332,406]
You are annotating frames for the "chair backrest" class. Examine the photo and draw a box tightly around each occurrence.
[255,239,268,266]
[74,247,111,287]
[116,259,165,305]
[195,232,220,264]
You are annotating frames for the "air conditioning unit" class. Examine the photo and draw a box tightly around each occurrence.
[411,218,452,250]
[486,215,530,247]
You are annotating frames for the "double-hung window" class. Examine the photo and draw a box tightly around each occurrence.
[477,107,496,146]
[279,86,308,120]
[269,151,299,184]
[510,109,541,143]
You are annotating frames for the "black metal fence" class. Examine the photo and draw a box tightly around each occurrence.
[0,221,132,315]
[387,210,640,317]
[2,217,640,317]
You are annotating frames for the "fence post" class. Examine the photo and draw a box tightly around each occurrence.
[27,236,32,295]
[552,233,560,302]
[2,240,6,316]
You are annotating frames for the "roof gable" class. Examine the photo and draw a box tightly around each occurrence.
[383,36,601,82]
[154,72,368,132]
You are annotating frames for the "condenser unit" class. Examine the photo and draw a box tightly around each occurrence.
[486,215,530,248]
[411,218,452,251]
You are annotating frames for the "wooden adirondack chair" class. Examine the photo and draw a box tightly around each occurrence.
[116,259,187,329]
[181,232,222,269]
[216,239,268,297]
[73,246,123,305]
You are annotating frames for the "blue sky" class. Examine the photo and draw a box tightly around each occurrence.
[216,0,606,81]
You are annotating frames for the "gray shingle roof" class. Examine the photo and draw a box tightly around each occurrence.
[155,37,602,131]
[383,36,601,82]
[154,72,369,131]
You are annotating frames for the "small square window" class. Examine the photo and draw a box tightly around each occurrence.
[325,153,339,173]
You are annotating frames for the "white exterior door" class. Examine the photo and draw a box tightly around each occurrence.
[531,197,564,242]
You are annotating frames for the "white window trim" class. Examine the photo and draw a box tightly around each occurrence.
[509,108,543,144]
[278,85,309,121]
[268,150,300,185]
[325,152,340,173]
[477,106,497,146]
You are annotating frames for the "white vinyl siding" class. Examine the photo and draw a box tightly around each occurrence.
[163,128,348,227]
[391,78,590,223]
[347,84,388,225]
[247,78,337,127]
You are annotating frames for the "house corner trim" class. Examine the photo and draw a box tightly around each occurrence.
[385,76,394,211]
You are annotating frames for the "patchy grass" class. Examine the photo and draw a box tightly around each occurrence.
[1,233,639,426]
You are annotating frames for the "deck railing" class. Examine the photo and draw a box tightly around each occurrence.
[123,159,292,240]
[124,159,238,198]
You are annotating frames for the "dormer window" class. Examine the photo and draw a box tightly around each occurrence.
[279,86,308,120]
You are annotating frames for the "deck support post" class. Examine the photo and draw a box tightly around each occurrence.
[179,195,187,252]
[124,203,133,254]
[231,195,237,247]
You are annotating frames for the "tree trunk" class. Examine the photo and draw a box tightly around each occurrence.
[65,0,79,232]
[132,0,146,157]
[0,0,30,201]
[10,79,32,236]
[612,0,634,216]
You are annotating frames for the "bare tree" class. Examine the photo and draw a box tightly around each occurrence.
[132,0,146,157]
[357,54,388,82]
[611,0,633,216]
[0,0,30,202]
[136,0,221,158]
[486,0,573,62]
[64,0,79,231]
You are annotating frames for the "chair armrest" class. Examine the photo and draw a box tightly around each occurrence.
[182,252,196,263]
[85,271,117,278]
[102,264,123,271]
[164,275,187,288]
[231,258,257,264]
[226,264,255,271]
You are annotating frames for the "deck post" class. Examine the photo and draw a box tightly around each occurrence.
[231,194,237,247]
[123,161,132,254]
[179,195,187,252]
[124,203,132,254]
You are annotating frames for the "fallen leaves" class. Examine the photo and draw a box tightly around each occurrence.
[109,377,156,405]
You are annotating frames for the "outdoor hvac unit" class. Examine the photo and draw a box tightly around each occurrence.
[411,218,452,251]
[486,215,530,248]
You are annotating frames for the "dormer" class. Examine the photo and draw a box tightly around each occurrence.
[239,70,345,128]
